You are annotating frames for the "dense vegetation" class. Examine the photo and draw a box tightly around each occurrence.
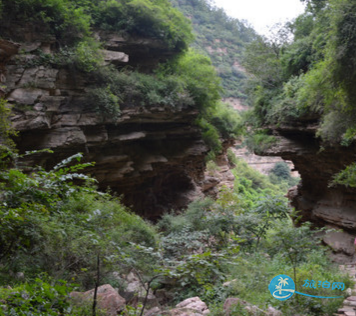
[0,0,193,50]
[244,0,356,145]
[0,0,353,315]
[170,0,257,99]
[243,0,356,186]
[0,139,349,315]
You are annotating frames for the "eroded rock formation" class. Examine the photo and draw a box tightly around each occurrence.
[0,32,210,218]
[260,118,356,262]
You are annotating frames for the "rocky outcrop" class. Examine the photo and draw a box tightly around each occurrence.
[203,140,235,197]
[0,33,208,219]
[259,120,356,261]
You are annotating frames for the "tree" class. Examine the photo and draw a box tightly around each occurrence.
[270,162,291,181]
[270,221,326,292]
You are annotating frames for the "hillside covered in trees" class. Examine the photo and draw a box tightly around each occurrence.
[170,0,257,100]
[244,0,356,147]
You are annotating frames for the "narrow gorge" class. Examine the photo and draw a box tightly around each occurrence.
[1,0,356,315]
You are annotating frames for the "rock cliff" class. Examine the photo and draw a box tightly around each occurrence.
[0,32,211,219]
[260,118,356,262]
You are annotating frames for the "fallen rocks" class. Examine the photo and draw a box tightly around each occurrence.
[70,284,125,316]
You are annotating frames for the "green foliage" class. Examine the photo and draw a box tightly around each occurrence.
[270,221,326,285]
[208,102,242,139]
[159,50,242,157]
[0,278,74,315]
[88,86,121,120]
[158,196,242,253]
[244,0,356,146]
[165,50,222,111]
[269,162,300,189]
[0,151,157,288]
[328,0,356,105]
[94,0,193,50]
[73,39,103,72]
[171,0,257,98]
[232,156,281,208]
[87,65,197,118]
[0,277,109,315]
[266,75,309,125]
[196,118,222,159]
[270,162,291,180]
[330,163,356,188]
[0,98,17,169]
[226,246,351,315]
[244,130,277,155]
[0,0,193,50]
[243,36,286,89]
[245,196,289,247]
[0,0,91,44]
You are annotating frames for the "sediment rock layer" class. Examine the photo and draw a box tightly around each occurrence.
[0,33,209,218]
[260,119,356,261]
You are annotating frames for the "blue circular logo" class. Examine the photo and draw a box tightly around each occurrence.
[269,275,295,301]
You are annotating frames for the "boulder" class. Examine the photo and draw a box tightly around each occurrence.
[8,88,49,105]
[267,306,282,316]
[323,230,354,256]
[70,284,125,316]
[101,49,129,64]
[176,297,208,313]
[123,272,160,309]
[169,297,209,315]
[144,306,162,316]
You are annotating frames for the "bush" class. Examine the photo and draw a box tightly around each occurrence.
[0,98,17,168]
[270,162,291,181]
[330,162,356,188]
[163,50,222,111]
[94,0,194,50]
[87,86,121,120]
[208,102,242,139]
[244,130,277,155]
[0,0,91,45]
[0,152,157,287]
[0,278,74,315]
[0,0,193,50]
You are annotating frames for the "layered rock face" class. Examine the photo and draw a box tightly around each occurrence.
[0,31,209,219]
[260,119,356,262]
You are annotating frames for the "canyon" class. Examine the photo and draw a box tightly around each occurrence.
[1,22,355,263]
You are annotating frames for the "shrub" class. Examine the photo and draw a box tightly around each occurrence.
[244,130,277,155]
[94,0,194,50]
[0,152,157,287]
[329,162,356,188]
[196,118,222,159]
[0,278,74,315]
[208,102,242,139]
[0,0,193,50]
[270,162,291,181]
[87,86,121,120]
[0,0,91,45]
[163,50,222,111]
